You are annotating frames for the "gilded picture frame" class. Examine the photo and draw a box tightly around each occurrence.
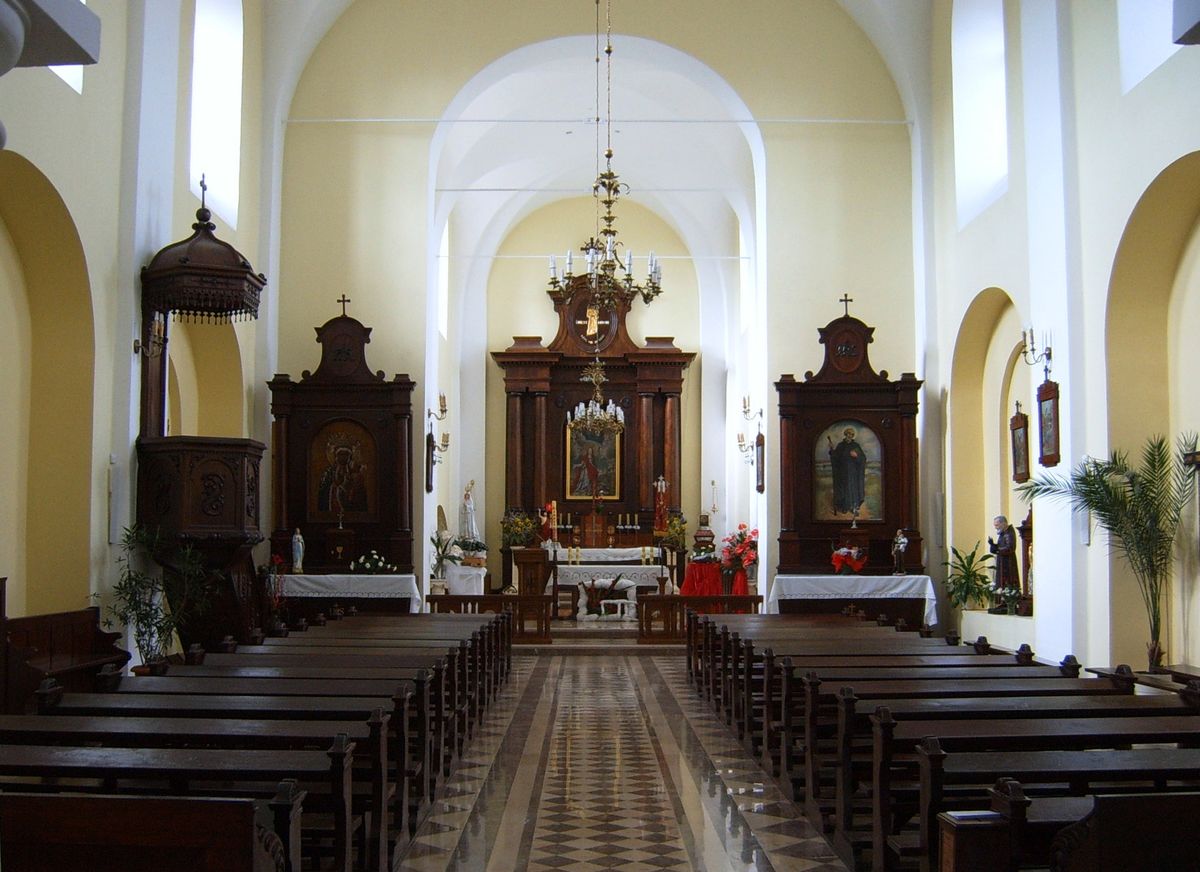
[1011,408,1030,483]
[1037,379,1060,468]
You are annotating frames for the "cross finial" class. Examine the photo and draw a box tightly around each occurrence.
[839,293,854,317]
[337,294,351,317]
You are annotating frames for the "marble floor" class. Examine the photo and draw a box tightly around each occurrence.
[398,653,848,872]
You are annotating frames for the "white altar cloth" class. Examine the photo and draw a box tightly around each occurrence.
[549,564,668,591]
[282,574,422,613]
[549,546,661,563]
[766,574,937,625]
[445,564,486,595]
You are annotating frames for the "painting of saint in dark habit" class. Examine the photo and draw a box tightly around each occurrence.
[813,420,883,522]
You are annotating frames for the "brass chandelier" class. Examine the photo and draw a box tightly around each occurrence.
[567,357,626,436]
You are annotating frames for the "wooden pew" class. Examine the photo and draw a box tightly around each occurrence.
[0,711,391,870]
[869,709,1200,872]
[2,575,130,712]
[42,681,429,845]
[0,783,304,872]
[0,739,356,872]
[919,742,1200,872]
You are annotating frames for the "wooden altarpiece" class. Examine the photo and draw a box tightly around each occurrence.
[491,287,694,541]
[268,312,416,574]
[776,310,924,574]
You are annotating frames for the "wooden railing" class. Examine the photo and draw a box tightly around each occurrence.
[427,594,553,644]
[638,595,762,644]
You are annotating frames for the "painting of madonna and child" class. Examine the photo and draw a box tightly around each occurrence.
[813,420,883,522]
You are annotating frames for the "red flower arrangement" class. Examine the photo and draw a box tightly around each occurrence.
[720,523,759,571]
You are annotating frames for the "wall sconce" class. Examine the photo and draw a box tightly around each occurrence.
[133,312,167,358]
[709,479,718,517]
[1019,328,1052,379]
[424,392,449,493]
[737,432,756,465]
[429,429,450,463]
[741,395,762,422]
[427,392,448,422]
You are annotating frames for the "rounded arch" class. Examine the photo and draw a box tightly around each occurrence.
[947,287,1021,555]
[0,151,95,615]
[1106,149,1200,664]
[167,320,246,437]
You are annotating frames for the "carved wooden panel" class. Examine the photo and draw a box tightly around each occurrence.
[776,314,924,574]
[268,314,415,574]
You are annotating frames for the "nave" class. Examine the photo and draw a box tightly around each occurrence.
[400,652,844,872]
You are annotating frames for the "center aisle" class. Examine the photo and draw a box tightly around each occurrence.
[399,653,847,872]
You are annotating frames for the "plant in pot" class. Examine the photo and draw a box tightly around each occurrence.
[429,532,462,579]
[455,536,488,567]
[500,511,536,548]
[1016,433,1197,669]
[942,542,994,610]
[108,525,209,674]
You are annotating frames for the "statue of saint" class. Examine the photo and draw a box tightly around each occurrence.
[291,528,305,574]
[891,529,908,574]
[988,515,1019,592]
[459,480,479,541]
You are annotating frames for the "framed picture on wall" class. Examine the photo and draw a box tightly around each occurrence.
[1011,406,1030,483]
[1037,379,1060,467]
[565,427,622,500]
[755,431,765,494]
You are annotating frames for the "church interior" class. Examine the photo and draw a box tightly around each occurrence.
[3,1,1200,870]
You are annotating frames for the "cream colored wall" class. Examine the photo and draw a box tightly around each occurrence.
[0,217,31,614]
[284,0,913,580]
[1169,219,1200,665]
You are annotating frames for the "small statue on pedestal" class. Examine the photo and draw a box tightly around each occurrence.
[891,529,908,575]
[291,528,305,574]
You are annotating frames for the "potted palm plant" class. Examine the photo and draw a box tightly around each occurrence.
[108,525,209,673]
[1016,433,1197,669]
[942,541,994,610]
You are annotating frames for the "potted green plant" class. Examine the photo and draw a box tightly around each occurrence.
[429,532,462,578]
[1017,433,1197,669]
[942,541,994,610]
[108,525,209,673]
[455,536,488,567]
[500,511,536,548]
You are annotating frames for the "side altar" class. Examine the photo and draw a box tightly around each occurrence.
[775,301,924,576]
[268,303,417,589]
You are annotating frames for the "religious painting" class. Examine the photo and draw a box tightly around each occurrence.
[307,419,378,522]
[1011,407,1030,483]
[813,420,883,522]
[565,427,621,501]
[755,431,765,494]
[1037,379,1060,468]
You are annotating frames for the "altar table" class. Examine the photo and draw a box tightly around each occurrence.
[445,564,486,595]
[766,574,937,626]
[282,573,422,613]
[549,563,668,591]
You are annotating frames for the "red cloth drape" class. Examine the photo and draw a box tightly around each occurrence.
[681,562,721,596]
[731,568,748,596]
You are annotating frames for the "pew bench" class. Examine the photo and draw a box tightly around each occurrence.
[868,712,1200,872]
[917,742,1200,872]
[3,605,130,712]
[0,740,357,872]
[0,784,304,872]
[0,711,394,870]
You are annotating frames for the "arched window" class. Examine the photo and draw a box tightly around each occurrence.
[951,0,1008,228]
[189,0,243,227]
[1117,0,1181,94]
[49,0,86,93]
